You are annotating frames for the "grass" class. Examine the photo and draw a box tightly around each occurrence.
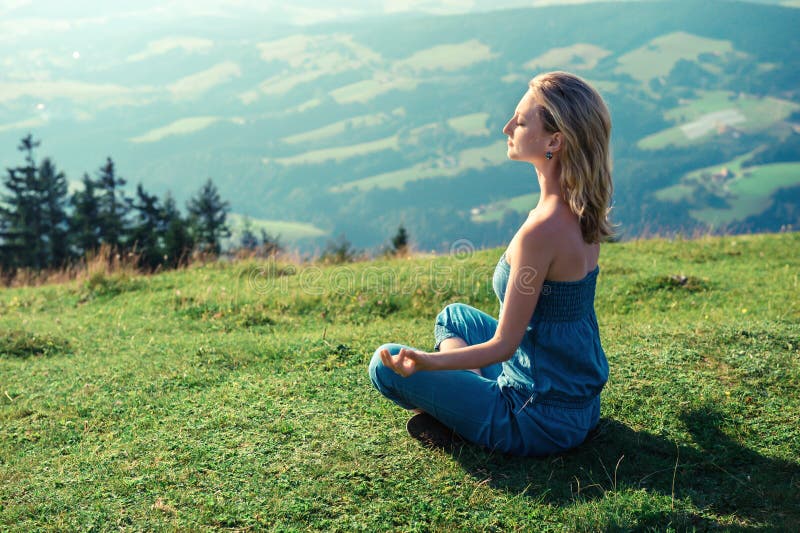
[638,91,799,150]
[1,232,799,530]
[332,140,507,192]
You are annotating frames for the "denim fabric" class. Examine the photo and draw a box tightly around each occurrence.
[368,252,607,456]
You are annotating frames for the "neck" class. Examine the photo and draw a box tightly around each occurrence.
[534,162,564,207]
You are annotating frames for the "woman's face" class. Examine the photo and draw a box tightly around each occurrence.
[502,90,554,165]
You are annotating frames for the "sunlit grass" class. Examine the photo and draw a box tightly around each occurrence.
[1,233,799,529]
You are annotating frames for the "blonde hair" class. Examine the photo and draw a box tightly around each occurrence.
[528,71,615,243]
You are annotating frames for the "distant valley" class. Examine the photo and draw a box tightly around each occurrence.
[1,0,799,253]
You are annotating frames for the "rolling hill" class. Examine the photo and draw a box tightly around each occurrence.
[1,0,799,252]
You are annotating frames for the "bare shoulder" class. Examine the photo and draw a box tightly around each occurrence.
[508,210,559,267]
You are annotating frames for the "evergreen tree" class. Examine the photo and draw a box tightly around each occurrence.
[130,184,165,271]
[38,157,70,268]
[69,173,102,257]
[186,178,230,256]
[390,224,409,255]
[162,192,193,268]
[259,229,282,257]
[0,135,42,270]
[94,157,131,252]
[239,217,259,251]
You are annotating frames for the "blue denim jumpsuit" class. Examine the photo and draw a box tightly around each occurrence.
[369,251,608,456]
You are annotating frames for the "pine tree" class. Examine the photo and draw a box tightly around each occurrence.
[239,217,259,251]
[69,173,102,257]
[390,224,409,256]
[259,229,282,257]
[130,184,165,271]
[94,157,131,252]
[162,192,193,268]
[0,135,43,270]
[186,178,230,256]
[38,157,70,268]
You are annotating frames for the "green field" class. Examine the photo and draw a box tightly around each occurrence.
[655,149,800,226]
[690,162,800,226]
[225,213,328,243]
[2,233,799,530]
[281,112,394,145]
[472,192,540,223]
[332,140,507,192]
[447,112,490,137]
[615,31,735,86]
[654,150,757,202]
[639,91,800,150]
[330,76,419,105]
[167,62,242,99]
[129,116,229,144]
[394,39,495,72]
[269,135,399,166]
[524,43,611,72]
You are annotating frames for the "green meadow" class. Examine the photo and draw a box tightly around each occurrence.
[2,233,799,530]
[655,148,800,226]
[472,192,540,223]
[224,214,328,243]
[689,163,800,226]
[333,140,507,192]
[615,32,735,86]
[638,91,799,150]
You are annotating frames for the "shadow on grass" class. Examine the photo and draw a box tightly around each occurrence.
[445,408,799,530]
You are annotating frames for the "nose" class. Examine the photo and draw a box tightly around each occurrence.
[502,118,513,136]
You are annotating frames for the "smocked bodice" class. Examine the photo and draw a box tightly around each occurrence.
[491,251,608,403]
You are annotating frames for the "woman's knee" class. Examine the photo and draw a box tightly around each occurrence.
[434,302,472,346]
[368,343,403,387]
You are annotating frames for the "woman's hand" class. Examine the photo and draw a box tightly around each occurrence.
[379,347,430,378]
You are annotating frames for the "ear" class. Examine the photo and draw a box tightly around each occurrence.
[547,131,562,154]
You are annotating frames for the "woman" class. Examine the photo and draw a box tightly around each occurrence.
[368,71,614,456]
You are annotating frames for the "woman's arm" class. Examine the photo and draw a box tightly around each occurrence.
[381,220,555,376]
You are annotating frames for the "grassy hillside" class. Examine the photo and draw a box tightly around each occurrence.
[1,233,799,530]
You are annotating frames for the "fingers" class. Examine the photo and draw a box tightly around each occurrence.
[379,347,421,378]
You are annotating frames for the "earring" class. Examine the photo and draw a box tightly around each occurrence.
[545,151,553,160]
